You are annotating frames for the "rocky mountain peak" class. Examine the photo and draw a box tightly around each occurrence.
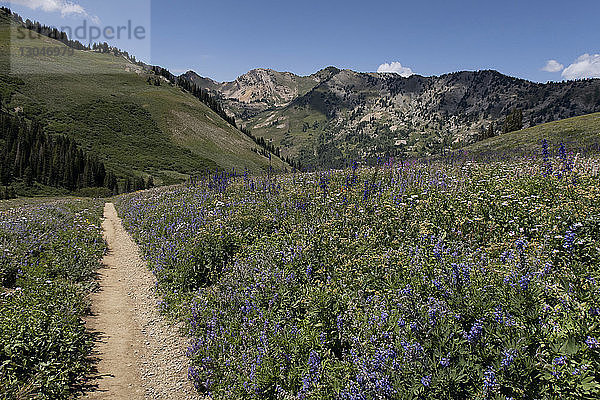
[182,66,600,168]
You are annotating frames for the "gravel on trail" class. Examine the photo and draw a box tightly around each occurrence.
[85,202,199,399]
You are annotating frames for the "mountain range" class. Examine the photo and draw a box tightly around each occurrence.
[0,7,286,192]
[2,3,600,192]
[184,68,600,167]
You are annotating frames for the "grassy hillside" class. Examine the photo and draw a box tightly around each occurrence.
[0,10,285,185]
[463,112,600,157]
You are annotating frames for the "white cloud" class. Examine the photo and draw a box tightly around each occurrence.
[562,53,600,80]
[541,59,564,73]
[10,0,88,17]
[377,61,414,77]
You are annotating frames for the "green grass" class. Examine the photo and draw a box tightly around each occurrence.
[463,112,600,156]
[0,11,286,185]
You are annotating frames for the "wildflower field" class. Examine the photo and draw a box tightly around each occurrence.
[0,199,105,398]
[117,144,600,400]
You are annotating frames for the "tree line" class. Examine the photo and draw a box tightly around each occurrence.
[240,126,302,170]
[0,110,111,191]
[480,108,524,141]
[150,65,237,129]
[0,109,152,198]
[4,8,89,51]
[2,7,140,64]
[91,42,139,64]
[177,76,238,127]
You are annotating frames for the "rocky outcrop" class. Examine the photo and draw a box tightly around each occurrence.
[184,68,600,167]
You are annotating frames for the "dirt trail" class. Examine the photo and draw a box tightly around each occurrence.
[85,202,198,399]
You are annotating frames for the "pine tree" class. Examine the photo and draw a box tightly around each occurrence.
[486,122,495,139]
[24,166,33,186]
[502,109,523,134]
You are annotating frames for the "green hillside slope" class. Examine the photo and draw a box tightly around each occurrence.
[463,112,600,157]
[0,10,285,185]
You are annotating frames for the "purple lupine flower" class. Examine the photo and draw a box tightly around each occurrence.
[515,238,527,253]
[306,264,313,279]
[519,274,531,291]
[428,307,438,326]
[465,320,484,344]
[188,366,201,389]
[399,284,412,296]
[337,314,344,333]
[559,143,572,173]
[501,349,517,368]
[553,356,566,366]
[542,139,552,176]
[586,336,599,349]
[300,350,321,394]
[563,228,576,251]
[483,367,497,391]
[421,375,431,387]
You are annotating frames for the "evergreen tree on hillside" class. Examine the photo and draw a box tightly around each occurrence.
[486,122,495,139]
[134,176,145,191]
[146,175,154,189]
[104,172,118,193]
[502,108,523,134]
[0,111,116,192]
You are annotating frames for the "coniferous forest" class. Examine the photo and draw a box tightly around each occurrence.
[0,111,114,197]
[0,110,152,199]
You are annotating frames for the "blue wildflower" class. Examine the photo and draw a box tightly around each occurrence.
[515,238,527,252]
[301,350,321,393]
[563,227,577,251]
[586,336,599,349]
[558,143,572,173]
[542,139,552,176]
[465,320,484,344]
[421,375,431,387]
[306,264,313,279]
[518,274,531,291]
[553,356,566,366]
[501,349,517,368]
[399,284,412,296]
[337,314,344,333]
[483,367,497,391]
[451,263,470,289]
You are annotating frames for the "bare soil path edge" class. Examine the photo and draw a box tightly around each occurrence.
[85,202,199,399]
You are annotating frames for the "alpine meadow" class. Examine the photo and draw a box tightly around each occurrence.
[1,1,600,400]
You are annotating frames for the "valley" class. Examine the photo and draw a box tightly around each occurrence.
[1,3,600,400]
[0,8,287,195]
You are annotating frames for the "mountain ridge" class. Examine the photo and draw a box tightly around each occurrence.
[182,67,341,120]
[185,67,600,167]
[0,7,287,190]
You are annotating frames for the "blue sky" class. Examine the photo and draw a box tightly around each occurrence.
[5,0,600,82]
